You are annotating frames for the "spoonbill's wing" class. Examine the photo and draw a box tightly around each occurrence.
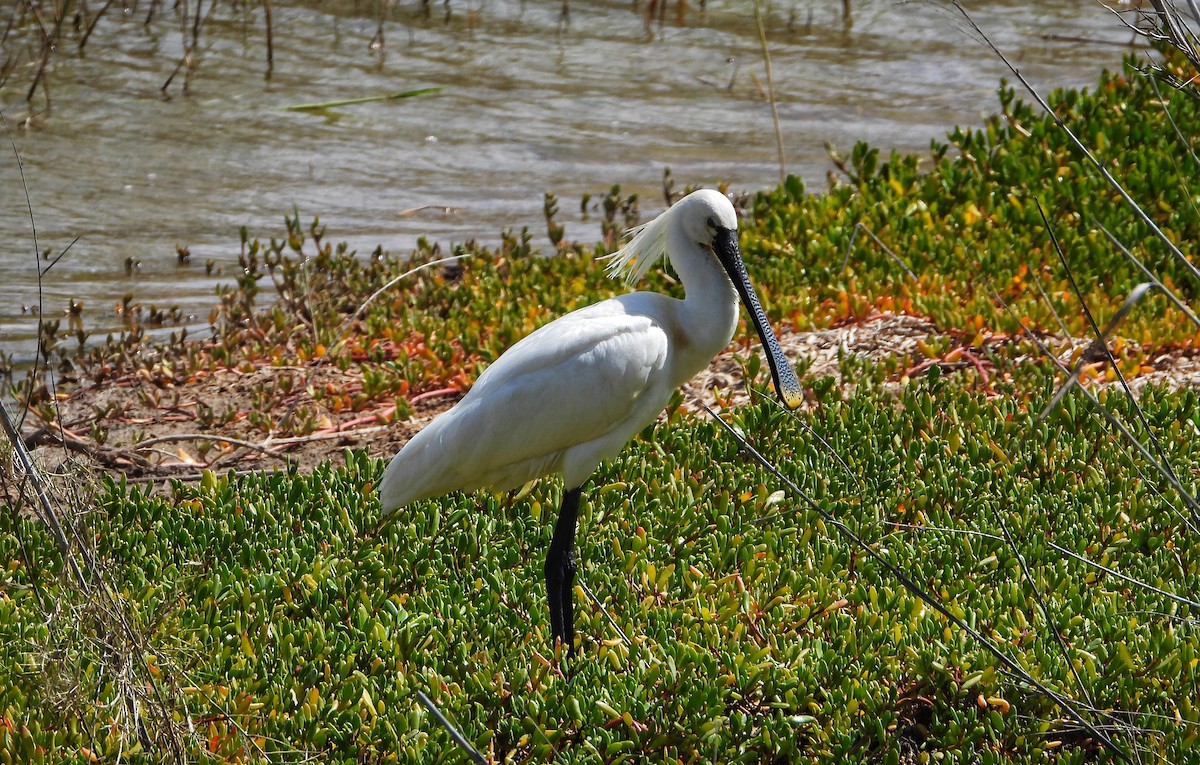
[380,298,673,510]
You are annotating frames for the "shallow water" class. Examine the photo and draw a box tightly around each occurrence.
[0,0,1137,361]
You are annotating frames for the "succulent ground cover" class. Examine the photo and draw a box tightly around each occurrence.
[2,51,1199,763]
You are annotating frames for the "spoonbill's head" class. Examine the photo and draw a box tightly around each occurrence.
[605,189,804,411]
[605,189,739,286]
[678,188,740,246]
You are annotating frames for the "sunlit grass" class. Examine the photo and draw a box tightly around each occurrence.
[3,372,1198,761]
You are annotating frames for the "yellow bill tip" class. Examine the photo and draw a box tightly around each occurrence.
[779,382,804,411]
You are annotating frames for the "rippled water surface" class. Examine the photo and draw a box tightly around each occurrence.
[0,0,1136,358]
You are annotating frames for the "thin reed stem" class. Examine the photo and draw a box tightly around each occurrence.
[752,0,787,185]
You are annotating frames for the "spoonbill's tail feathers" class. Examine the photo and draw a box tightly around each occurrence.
[377,404,493,512]
[377,418,454,513]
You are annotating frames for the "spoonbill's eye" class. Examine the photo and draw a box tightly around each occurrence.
[707,216,718,229]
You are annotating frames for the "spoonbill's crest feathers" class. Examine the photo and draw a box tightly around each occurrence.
[603,189,739,287]
[603,218,667,287]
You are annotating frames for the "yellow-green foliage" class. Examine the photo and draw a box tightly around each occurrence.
[744,56,1199,343]
[2,378,1197,762]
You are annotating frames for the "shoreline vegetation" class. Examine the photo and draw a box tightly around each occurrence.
[10,47,1200,480]
[3,19,1200,765]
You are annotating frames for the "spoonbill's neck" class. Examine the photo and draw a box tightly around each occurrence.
[667,227,740,360]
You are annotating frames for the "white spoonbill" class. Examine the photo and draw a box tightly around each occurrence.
[379,189,802,650]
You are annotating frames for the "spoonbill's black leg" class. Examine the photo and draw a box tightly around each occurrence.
[545,486,582,652]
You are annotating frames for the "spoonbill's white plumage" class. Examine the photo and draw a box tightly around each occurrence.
[379,189,802,649]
